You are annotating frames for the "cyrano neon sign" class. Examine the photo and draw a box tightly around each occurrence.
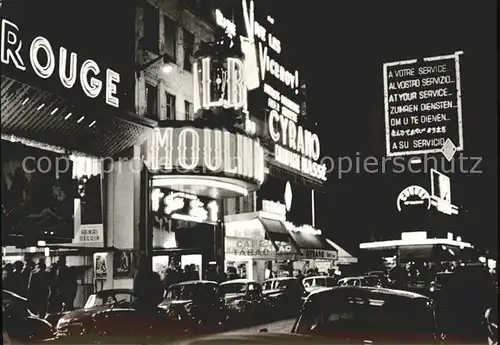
[1,19,121,108]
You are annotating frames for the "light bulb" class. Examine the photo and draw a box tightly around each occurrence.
[162,64,173,74]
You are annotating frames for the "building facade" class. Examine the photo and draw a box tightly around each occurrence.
[1,2,156,306]
[132,0,347,283]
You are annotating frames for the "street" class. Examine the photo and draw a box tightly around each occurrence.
[221,318,296,335]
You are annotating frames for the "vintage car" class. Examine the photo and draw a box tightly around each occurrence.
[337,276,372,287]
[261,277,307,317]
[430,271,455,294]
[302,276,336,294]
[2,290,53,343]
[159,280,224,327]
[186,287,441,345]
[290,286,441,343]
[218,279,270,323]
[53,288,192,342]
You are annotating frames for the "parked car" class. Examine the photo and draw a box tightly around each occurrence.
[302,276,336,294]
[337,276,370,287]
[186,287,442,345]
[361,275,385,287]
[262,277,307,317]
[53,288,191,342]
[2,290,53,343]
[218,279,270,324]
[159,280,223,327]
[430,272,455,293]
[290,286,441,343]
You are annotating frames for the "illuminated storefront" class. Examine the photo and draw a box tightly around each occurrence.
[1,3,154,305]
[145,123,265,274]
[142,28,266,275]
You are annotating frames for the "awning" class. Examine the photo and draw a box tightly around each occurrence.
[1,76,157,157]
[289,231,338,260]
[259,217,300,259]
[223,212,300,260]
[326,239,358,264]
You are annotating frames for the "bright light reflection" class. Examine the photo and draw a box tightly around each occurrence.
[162,64,173,74]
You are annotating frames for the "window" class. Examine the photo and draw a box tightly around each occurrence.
[164,15,177,62]
[184,100,194,120]
[183,28,195,71]
[166,92,176,120]
[242,192,255,212]
[146,83,158,119]
[234,197,241,214]
[143,3,159,54]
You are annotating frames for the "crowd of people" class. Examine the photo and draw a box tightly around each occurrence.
[2,256,77,318]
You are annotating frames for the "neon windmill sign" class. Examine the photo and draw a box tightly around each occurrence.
[396,185,431,212]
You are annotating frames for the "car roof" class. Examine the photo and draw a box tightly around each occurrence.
[220,279,258,285]
[264,277,299,282]
[171,280,217,287]
[94,289,133,296]
[303,276,333,280]
[309,286,430,300]
[2,290,28,301]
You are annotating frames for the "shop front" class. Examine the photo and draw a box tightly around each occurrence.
[224,211,300,282]
[145,124,265,277]
[287,225,338,274]
[1,3,155,305]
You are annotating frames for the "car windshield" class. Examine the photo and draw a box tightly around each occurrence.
[262,281,274,291]
[363,276,380,286]
[435,273,454,285]
[166,284,215,300]
[85,292,133,308]
[275,280,293,290]
[305,278,326,287]
[219,283,246,296]
[295,294,436,342]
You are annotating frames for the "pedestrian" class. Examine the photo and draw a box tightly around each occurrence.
[2,264,15,292]
[295,270,304,281]
[133,255,163,311]
[28,258,50,318]
[11,261,27,297]
[163,267,176,293]
[57,256,76,311]
[47,263,61,314]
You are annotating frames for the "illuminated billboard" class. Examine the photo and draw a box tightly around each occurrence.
[146,126,265,198]
[214,1,327,182]
[383,51,464,160]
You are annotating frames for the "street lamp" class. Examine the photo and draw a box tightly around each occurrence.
[135,53,175,78]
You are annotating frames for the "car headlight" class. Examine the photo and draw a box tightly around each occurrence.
[184,303,194,314]
[56,318,69,330]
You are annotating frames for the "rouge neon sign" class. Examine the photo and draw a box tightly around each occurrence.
[147,127,265,185]
[1,19,121,108]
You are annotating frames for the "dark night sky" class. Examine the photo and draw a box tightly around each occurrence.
[263,0,498,256]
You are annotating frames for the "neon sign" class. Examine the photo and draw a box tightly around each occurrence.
[269,109,327,181]
[193,57,247,113]
[430,169,458,215]
[1,19,121,108]
[154,190,219,224]
[148,127,265,185]
[262,200,286,216]
[214,4,299,93]
[396,185,431,211]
